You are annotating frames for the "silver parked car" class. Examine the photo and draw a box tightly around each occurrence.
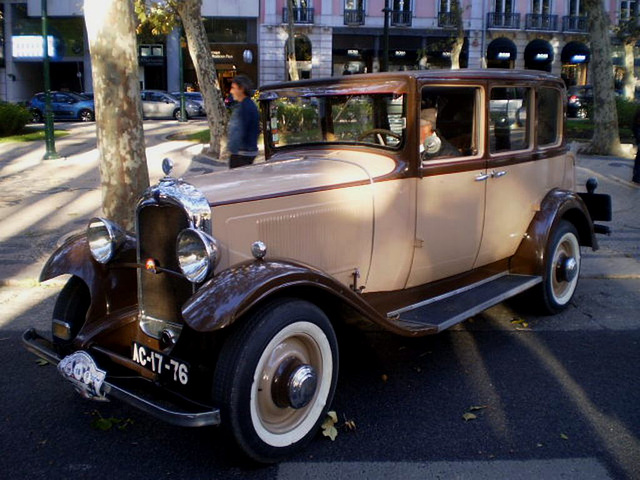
[171,91,206,116]
[140,90,200,120]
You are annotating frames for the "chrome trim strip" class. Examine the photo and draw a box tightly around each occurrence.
[22,328,220,428]
[387,273,508,318]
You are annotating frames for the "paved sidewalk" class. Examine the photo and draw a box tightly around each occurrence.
[0,124,638,285]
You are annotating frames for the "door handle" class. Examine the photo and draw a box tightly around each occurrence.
[475,173,490,182]
[492,170,507,178]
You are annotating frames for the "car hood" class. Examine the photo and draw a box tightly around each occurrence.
[187,150,398,206]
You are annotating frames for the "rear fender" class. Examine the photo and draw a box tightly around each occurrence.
[511,189,596,276]
[181,259,389,333]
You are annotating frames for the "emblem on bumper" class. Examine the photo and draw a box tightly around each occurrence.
[58,351,108,401]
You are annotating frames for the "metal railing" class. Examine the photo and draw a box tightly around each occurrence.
[525,13,558,31]
[486,12,521,29]
[282,7,315,24]
[562,15,588,32]
[390,10,412,27]
[344,8,365,25]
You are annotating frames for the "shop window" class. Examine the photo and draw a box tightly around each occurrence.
[203,18,249,43]
[286,35,312,80]
[489,87,530,153]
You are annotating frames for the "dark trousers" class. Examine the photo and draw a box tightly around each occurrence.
[634,146,640,183]
[229,154,255,169]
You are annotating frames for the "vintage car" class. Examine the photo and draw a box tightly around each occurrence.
[24,70,611,463]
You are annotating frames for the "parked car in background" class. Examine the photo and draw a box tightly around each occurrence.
[24,70,612,464]
[566,84,592,119]
[28,91,95,122]
[171,91,206,116]
[141,90,200,120]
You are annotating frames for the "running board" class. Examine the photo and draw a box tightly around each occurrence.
[388,274,542,334]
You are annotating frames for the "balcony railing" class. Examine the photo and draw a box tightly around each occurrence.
[390,10,412,27]
[487,12,521,29]
[344,9,365,26]
[525,13,558,31]
[562,15,588,32]
[282,7,315,24]
[438,11,459,28]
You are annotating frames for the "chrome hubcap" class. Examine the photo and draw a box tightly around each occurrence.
[272,359,318,409]
[556,255,578,283]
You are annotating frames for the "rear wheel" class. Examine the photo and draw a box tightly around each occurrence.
[52,276,90,351]
[173,109,188,121]
[31,109,43,123]
[79,109,94,122]
[213,299,338,463]
[535,220,581,314]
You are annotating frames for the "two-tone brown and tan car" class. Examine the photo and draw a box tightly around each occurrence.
[23,70,611,463]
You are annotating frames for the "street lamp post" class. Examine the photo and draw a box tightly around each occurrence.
[41,0,59,160]
[382,0,390,72]
[178,26,187,123]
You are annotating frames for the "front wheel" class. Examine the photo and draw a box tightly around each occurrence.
[173,109,188,121]
[213,299,338,463]
[536,220,582,314]
[79,109,94,122]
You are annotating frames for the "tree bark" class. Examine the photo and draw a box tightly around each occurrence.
[175,0,226,158]
[623,42,636,100]
[84,0,149,231]
[449,0,464,70]
[582,0,623,156]
[287,0,300,80]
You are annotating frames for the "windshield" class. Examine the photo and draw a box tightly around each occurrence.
[265,93,406,150]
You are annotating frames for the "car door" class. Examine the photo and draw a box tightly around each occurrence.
[474,85,555,268]
[406,85,487,288]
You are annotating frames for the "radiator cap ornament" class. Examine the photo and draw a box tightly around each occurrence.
[162,158,174,177]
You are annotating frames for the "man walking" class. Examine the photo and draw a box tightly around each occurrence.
[227,75,259,169]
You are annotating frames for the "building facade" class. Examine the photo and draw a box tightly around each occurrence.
[0,0,637,103]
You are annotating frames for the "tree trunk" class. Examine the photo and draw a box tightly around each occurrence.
[84,0,149,231]
[175,0,226,158]
[287,0,299,81]
[623,42,636,100]
[449,0,464,70]
[582,0,623,156]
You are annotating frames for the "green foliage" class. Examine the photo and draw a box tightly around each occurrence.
[134,0,178,36]
[275,100,318,133]
[0,102,31,137]
[616,97,637,130]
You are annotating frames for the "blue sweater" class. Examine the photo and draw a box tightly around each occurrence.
[227,97,259,156]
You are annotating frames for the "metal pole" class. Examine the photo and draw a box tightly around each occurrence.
[42,0,59,159]
[178,26,187,122]
[382,0,390,72]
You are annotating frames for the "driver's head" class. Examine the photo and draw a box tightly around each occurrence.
[420,118,435,143]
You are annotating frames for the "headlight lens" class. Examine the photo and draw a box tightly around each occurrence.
[87,217,126,264]
[176,228,219,283]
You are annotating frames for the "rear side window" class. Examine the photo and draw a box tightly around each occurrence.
[537,88,561,147]
[489,87,530,154]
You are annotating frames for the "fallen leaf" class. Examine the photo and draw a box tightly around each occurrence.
[469,405,488,412]
[322,425,338,441]
[463,412,477,422]
[321,411,339,441]
[327,411,338,423]
[35,359,49,366]
[560,433,569,440]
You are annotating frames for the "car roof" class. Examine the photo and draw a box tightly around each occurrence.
[260,69,563,94]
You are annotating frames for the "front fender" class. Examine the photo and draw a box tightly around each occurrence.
[511,189,596,276]
[40,233,138,320]
[181,259,387,333]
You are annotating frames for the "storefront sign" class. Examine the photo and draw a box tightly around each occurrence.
[497,52,511,60]
[212,50,234,60]
[394,50,406,57]
[571,54,587,63]
[12,35,55,59]
[347,49,359,56]
[535,53,549,61]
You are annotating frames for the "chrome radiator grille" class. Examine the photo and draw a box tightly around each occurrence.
[137,204,193,339]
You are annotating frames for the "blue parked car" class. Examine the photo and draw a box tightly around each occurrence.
[29,91,95,123]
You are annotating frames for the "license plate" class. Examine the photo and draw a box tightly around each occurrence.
[58,351,108,401]
[132,342,189,386]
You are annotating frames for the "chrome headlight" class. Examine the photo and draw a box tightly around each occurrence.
[87,217,126,264]
[176,228,219,283]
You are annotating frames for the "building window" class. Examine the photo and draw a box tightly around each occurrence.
[283,1,315,24]
[620,0,637,20]
[569,0,584,16]
[391,0,412,27]
[495,0,514,14]
[532,0,551,15]
[203,18,248,43]
[344,0,366,25]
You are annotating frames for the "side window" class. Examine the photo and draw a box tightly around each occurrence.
[537,87,560,147]
[489,87,530,153]
[420,86,480,161]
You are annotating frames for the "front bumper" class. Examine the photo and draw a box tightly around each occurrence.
[22,328,220,428]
